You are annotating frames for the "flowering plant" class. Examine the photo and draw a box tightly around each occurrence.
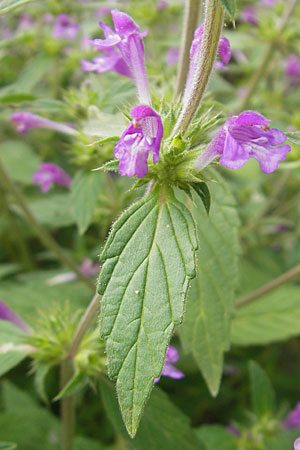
[1,0,300,449]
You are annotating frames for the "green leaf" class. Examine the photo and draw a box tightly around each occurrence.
[191,182,211,214]
[101,380,205,449]
[195,425,238,450]
[285,131,300,146]
[0,320,29,376]
[0,0,36,14]
[96,160,120,173]
[231,286,300,346]
[34,364,51,404]
[0,93,37,103]
[54,371,86,400]
[70,170,103,234]
[83,107,125,138]
[98,188,197,437]
[218,0,236,17]
[24,193,75,228]
[0,141,40,185]
[249,361,275,419]
[179,172,240,396]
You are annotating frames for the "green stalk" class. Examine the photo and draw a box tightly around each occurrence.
[238,0,299,111]
[0,161,95,291]
[60,359,75,450]
[171,0,224,137]
[236,263,300,308]
[174,0,200,98]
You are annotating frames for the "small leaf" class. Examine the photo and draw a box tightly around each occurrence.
[98,187,197,437]
[101,380,205,449]
[191,182,211,214]
[54,371,86,400]
[249,361,275,419]
[0,141,41,185]
[70,170,103,234]
[0,443,17,450]
[196,425,238,450]
[179,171,240,396]
[34,364,51,404]
[218,0,236,17]
[94,160,120,173]
[285,131,300,146]
[0,0,36,14]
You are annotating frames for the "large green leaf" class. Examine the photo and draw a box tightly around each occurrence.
[24,193,75,228]
[0,321,29,376]
[231,286,300,346]
[218,0,236,17]
[98,188,197,436]
[70,170,103,234]
[101,380,204,449]
[0,0,36,14]
[179,173,240,396]
[249,361,275,419]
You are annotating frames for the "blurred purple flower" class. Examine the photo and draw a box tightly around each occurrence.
[295,438,300,450]
[195,111,290,173]
[18,14,34,31]
[154,346,184,383]
[53,14,80,41]
[260,0,276,5]
[240,6,258,25]
[0,300,30,333]
[33,163,72,193]
[2,28,12,39]
[43,13,54,24]
[47,259,100,286]
[96,7,111,17]
[157,1,168,10]
[114,105,163,178]
[285,54,300,86]
[10,112,77,135]
[282,403,300,428]
[184,23,231,98]
[227,424,241,437]
[83,9,151,104]
[166,46,179,66]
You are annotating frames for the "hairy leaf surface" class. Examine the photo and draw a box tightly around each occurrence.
[219,0,236,17]
[180,173,240,396]
[98,188,197,436]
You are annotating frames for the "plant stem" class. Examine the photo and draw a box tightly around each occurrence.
[236,263,300,308]
[68,292,101,358]
[238,0,299,111]
[174,0,200,98]
[171,0,224,137]
[60,358,75,450]
[0,161,95,291]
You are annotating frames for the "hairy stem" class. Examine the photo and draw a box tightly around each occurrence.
[236,263,300,308]
[68,292,101,358]
[0,161,95,291]
[171,0,224,137]
[60,359,75,450]
[174,0,200,98]
[239,0,299,111]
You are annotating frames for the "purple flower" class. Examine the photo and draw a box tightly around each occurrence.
[52,14,80,41]
[33,163,72,193]
[195,111,290,174]
[0,300,30,333]
[157,1,168,10]
[260,0,276,5]
[295,438,300,450]
[285,54,300,86]
[227,425,241,437]
[154,346,184,383]
[184,24,231,97]
[282,403,300,429]
[47,259,100,286]
[81,48,131,78]
[10,112,77,135]
[240,6,258,26]
[79,259,100,277]
[166,46,179,66]
[83,10,151,104]
[114,105,163,178]
[18,14,34,31]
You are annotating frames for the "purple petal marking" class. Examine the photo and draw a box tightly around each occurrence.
[114,105,163,178]
[0,300,30,332]
[33,163,72,193]
[195,110,290,173]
